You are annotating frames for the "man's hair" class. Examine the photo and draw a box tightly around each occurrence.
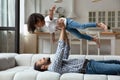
[34,62,46,72]
[27,13,44,33]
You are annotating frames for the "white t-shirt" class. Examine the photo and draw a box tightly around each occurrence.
[45,16,66,33]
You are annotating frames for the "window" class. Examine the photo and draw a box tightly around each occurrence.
[89,11,119,28]
[118,11,120,27]
[108,11,115,28]
[89,12,96,22]
[98,11,106,23]
[0,0,19,53]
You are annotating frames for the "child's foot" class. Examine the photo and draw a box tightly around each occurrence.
[93,37,100,48]
[97,23,108,32]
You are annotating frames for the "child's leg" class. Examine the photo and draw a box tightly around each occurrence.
[92,37,100,48]
[67,28,93,40]
[67,18,97,29]
[66,18,108,31]
[67,28,100,47]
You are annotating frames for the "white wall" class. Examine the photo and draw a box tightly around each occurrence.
[40,0,71,17]
[75,0,120,23]
[40,0,120,22]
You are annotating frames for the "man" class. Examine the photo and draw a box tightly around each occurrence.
[34,20,120,75]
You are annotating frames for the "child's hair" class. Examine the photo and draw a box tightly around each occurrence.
[27,13,44,33]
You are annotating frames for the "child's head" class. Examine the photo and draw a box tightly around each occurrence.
[27,13,45,33]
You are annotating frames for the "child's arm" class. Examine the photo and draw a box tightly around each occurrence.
[49,5,56,42]
[49,5,56,20]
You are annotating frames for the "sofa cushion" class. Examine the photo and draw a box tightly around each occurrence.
[60,73,83,80]
[0,57,9,70]
[0,71,16,80]
[108,75,120,80]
[0,53,18,71]
[14,70,38,80]
[36,71,60,80]
[15,54,34,66]
[84,74,107,80]
[8,57,16,68]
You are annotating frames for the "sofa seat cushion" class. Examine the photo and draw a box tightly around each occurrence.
[108,75,120,80]
[0,71,16,80]
[84,74,107,80]
[60,73,84,80]
[36,71,60,80]
[13,70,39,80]
[0,66,31,80]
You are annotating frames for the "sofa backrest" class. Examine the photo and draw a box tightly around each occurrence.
[15,54,51,66]
[0,53,18,71]
[14,54,120,66]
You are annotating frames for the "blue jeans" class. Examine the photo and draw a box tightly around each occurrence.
[66,18,97,41]
[86,60,120,75]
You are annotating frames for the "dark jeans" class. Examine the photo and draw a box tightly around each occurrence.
[86,60,120,75]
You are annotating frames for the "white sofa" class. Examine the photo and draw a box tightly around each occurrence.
[0,53,120,80]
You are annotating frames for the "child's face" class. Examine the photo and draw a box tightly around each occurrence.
[35,20,45,28]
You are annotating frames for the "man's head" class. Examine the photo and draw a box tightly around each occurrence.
[34,57,51,71]
[27,13,45,33]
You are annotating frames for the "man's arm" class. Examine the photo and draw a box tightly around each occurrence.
[63,39,70,59]
[58,20,70,59]
[49,21,68,72]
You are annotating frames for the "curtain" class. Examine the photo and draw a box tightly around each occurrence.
[0,0,15,52]
[0,0,15,27]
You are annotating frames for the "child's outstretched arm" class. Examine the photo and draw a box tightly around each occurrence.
[49,5,56,20]
[48,5,56,43]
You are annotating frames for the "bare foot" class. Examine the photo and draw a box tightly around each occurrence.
[93,37,100,48]
[97,23,108,32]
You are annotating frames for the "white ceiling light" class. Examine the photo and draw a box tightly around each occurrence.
[92,0,102,2]
[54,0,63,3]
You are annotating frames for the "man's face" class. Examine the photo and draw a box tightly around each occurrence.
[36,57,51,70]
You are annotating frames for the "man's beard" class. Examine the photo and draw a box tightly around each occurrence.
[46,57,51,64]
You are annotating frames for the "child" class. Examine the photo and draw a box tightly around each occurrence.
[27,5,107,47]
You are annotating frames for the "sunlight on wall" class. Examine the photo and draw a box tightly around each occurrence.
[24,24,29,36]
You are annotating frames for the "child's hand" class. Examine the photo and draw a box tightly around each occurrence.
[50,5,56,11]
